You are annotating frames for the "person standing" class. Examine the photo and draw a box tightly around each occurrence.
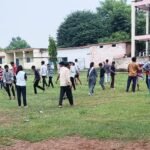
[87,62,97,96]
[0,66,3,89]
[31,66,44,94]
[47,63,54,88]
[126,57,141,92]
[10,62,17,86]
[145,56,150,89]
[70,62,76,90]
[3,65,15,100]
[75,59,82,85]
[58,62,74,108]
[104,59,111,83]
[99,63,105,90]
[40,61,48,89]
[110,61,116,89]
[16,65,27,107]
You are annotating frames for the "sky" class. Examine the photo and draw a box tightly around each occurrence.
[0,0,131,48]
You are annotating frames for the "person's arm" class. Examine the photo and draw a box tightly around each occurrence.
[24,73,27,81]
[66,69,72,86]
[55,74,60,84]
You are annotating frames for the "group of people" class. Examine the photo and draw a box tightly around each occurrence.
[0,56,150,108]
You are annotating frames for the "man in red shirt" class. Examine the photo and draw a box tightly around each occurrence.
[0,66,3,89]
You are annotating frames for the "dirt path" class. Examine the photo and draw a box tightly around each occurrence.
[0,137,150,150]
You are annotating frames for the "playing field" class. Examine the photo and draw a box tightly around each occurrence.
[0,72,150,146]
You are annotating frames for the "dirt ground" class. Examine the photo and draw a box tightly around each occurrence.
[0,137,150,150]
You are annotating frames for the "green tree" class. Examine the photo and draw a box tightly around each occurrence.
[48,36,57,70]
[57,11,104,48]
[5,36,31,50]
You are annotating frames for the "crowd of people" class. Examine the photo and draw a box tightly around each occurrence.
[0,57,150,108]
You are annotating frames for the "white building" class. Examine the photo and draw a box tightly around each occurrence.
[0,42,131,69]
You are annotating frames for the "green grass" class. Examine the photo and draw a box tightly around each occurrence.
[0,72,150,145]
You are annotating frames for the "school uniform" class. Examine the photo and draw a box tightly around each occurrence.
[3,70,15,99]
[16,71,27,106]
[87,67,97,95]
[59,66,73,106]
[40,64,48,89]
[33,69,44,94]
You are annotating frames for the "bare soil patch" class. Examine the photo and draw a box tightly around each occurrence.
[0,137,150,150]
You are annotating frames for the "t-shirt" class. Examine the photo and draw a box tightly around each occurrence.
[16,71,27,86]
[104,63,111,73]
[0,68,3,80]
[128,62,139,77]
[34,69,40,80]
[40,65,47,76]
[111,65,116,76]
[100,67,105,78]
[70,66,76,78]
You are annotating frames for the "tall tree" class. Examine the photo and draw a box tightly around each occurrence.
[5,36,31,50]
[48,36,57,70]
[57,11,104,48]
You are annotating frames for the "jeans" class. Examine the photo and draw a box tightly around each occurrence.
[110,75,115,88]
[34,80,44,94]
[4,83,15,98]
[99,77,105,90]
[105,73,110,83]
[70,77,76,90]
[16,86,27,106]
[88,78,96,95]
[48,76,54,88]
[126,76,137,92]
[59,86,73,106]
[42,76,48,89]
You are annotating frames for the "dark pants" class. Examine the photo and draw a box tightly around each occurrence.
[146,75,149,89]
[16,86,27,106]
[0,80,3,89]
[99,77,105,90]
[110,75,115,88]
[34,80,44,94]
[42,76,48,89]
[126,76,137,92]
[48,76,54,88]
[70,77,76,90]
[88,78,96,95]
[4,83,15,98]
[59,86,73,106]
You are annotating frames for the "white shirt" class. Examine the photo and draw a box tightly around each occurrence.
[59,67,71,86]
[70,66,76,78]
[40,65,47,76]
[75,62,80,73]
[16,71,26,86]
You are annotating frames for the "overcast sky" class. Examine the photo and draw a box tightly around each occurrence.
[0,0,131,48]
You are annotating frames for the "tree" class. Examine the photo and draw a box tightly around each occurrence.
[5,36,31,50]
[57,11,104,48]
[48,36,57,70]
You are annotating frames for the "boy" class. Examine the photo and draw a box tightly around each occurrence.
[47,63,54,88]
[31,66,44,94]
[3,65,15,100]
[99,63,105,90]
[110,61,116,89]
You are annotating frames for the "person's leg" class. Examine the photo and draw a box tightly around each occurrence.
[148,78,150,93]
[50,77,54,88]
[77,74,82,85]
[59,87,65,106]
[111,75,114,88]
[5,84,11,99]
[16,86,21,106]
[132,76,137,92]
[70,77,76,90]
[11,84,15,98]
[21,86,27,106]
[66,86,73,105]
[126,76,132,92]
[146,75,149,88]
[34,80,38,94]
[108,73,111,83]
[105,73,108,83]
[100,77,105,90]
[43,76,48,87]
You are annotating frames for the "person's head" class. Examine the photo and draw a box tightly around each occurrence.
[99,63,103,68]
[106,59,109,63]
[41,61,45,65]
[90,62,94,68]
[10,61,14,66]
[112,61,115,65]
[4,65,9,71]
[75,59,78,62]
[64,62,70,69]
[59,61,65,67]
[72,62,75,66]
[31,65,36,71]
[17,65,23,72]
[132,57,137,62]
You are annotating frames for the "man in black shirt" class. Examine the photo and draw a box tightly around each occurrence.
[31,66,44,94]
[110,61,116,89]
[99,63,105,90]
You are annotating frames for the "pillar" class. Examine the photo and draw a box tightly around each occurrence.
[13,52,16,64]
[22,51,25,68]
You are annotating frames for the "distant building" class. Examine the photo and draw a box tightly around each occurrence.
[0,41,131,69]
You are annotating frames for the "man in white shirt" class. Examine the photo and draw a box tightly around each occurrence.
[58,61,74,108]
[74,59,82,85]
[40,61,48,89]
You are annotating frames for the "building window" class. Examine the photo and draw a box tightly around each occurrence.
[112,44,116,47]
[62,57,68,62]
[0,58,2,64]
[100,45,103,48]
[26,57,31,63]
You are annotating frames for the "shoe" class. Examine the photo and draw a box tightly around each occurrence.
[24,106,28,108]
[58,105,62,108]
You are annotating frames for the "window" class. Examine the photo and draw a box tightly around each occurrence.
[100,45,103,48]
[0,58,2,64]
[112,44,116,47]
[62,57,68,62]
[26,57,31,63]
